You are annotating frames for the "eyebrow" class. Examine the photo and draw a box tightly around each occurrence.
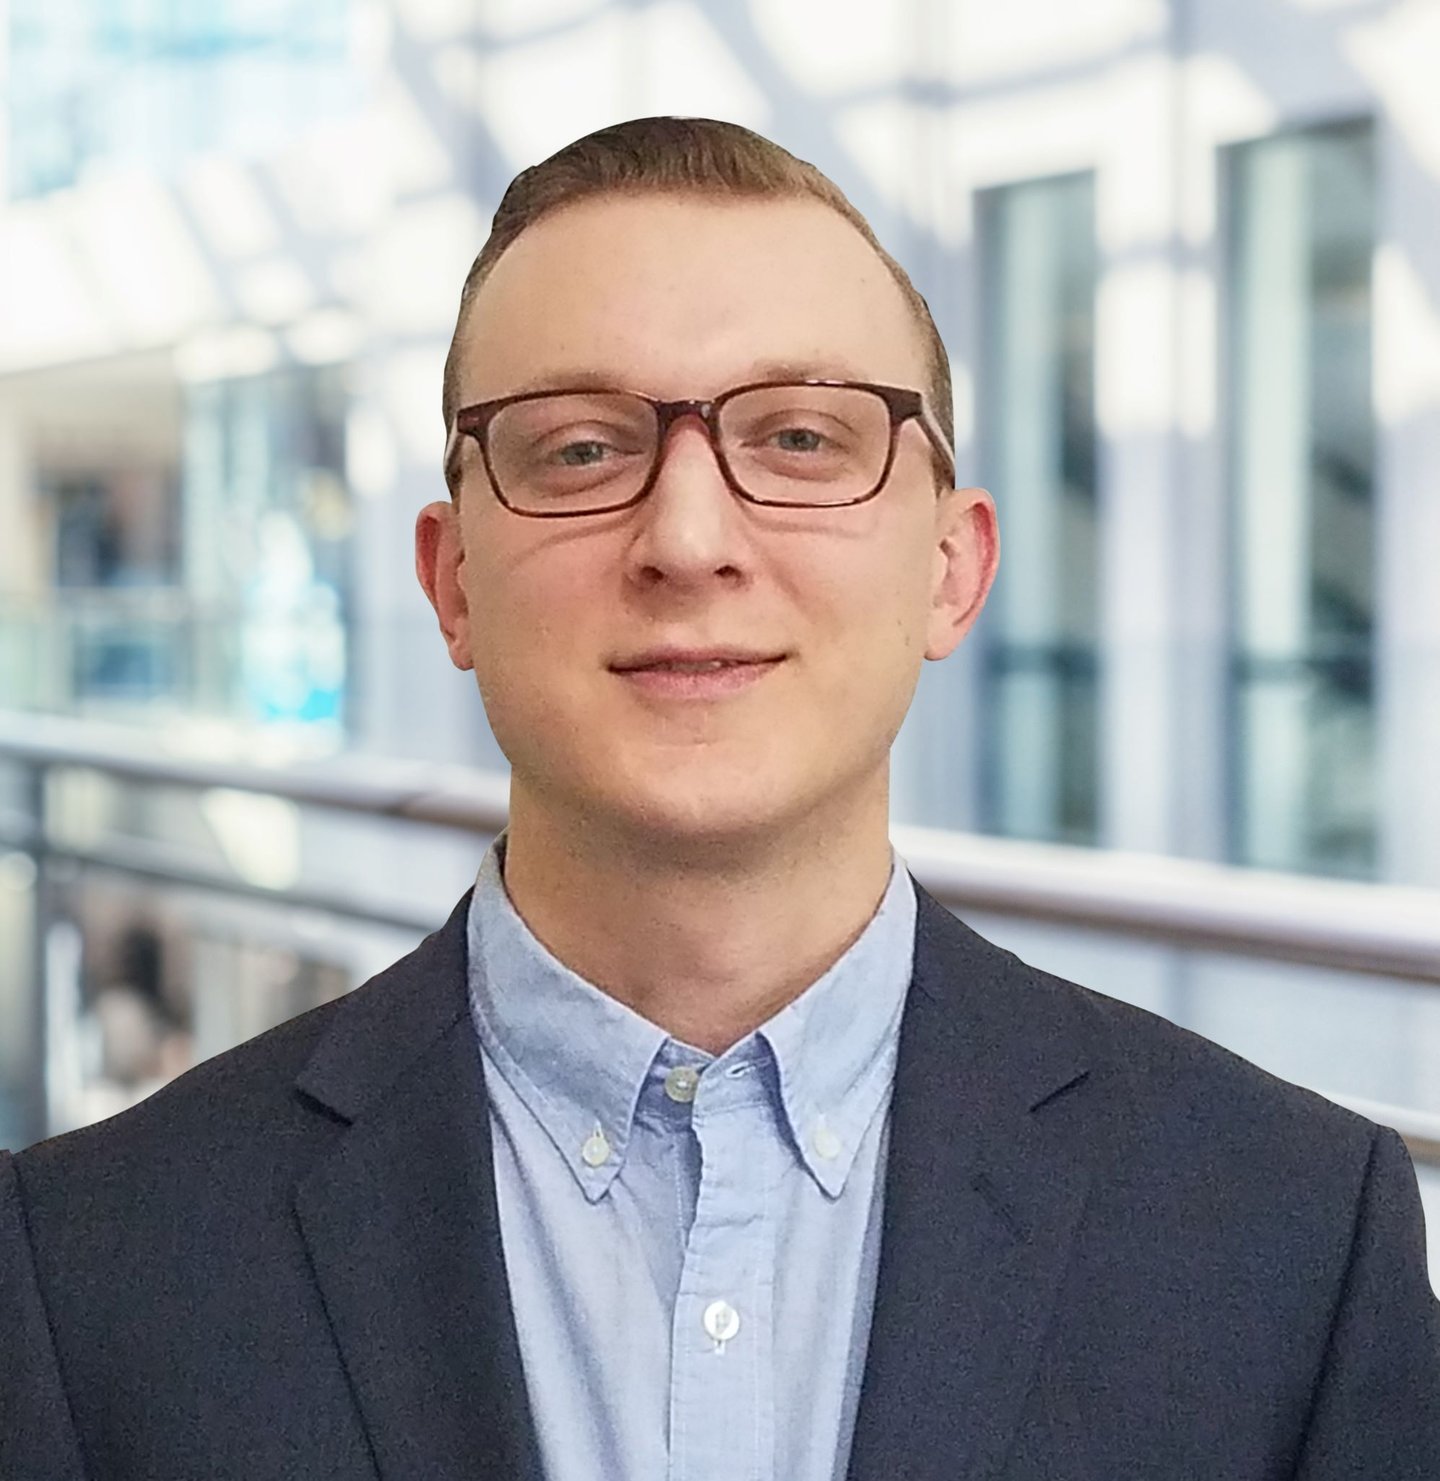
[736,358,878,385]
[493,359,888,399]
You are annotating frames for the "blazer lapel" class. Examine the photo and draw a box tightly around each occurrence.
[848,881,1113,1481]
[291,891,544,1481]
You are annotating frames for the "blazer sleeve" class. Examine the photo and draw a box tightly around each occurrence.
[0,1150,88,1481]
[1293,1125,1440,1479]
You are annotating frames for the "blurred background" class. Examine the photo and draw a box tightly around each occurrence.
[0,0,1436,1289]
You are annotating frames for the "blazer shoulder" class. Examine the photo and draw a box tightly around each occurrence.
[15,988,347,1184]
[914,886,1382,1181]
[15,887,476,1186]
[1030,956,1382,1176]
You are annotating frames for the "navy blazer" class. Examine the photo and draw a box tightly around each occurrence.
[3,880,1438,1479]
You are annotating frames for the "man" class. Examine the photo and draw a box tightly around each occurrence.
[1,117,1436,1480]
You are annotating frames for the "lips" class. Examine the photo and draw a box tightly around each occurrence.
[610,649,786,673]
[612,654,784,699]
[630,658,762,673]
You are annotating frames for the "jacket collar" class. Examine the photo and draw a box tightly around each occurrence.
[845,880,1108,1481]
[291,875,1108,1481]
[293,889,544,1481]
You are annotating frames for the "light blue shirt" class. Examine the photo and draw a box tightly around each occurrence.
[466,828,918,1481]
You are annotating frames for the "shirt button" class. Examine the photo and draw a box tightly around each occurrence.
[702,1299,741,1344]
[812,1120,843,1160]
[581,1128,611,1167]
[664,1065,700,1104]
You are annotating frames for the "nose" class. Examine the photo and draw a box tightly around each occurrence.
[624,412,749,576]
[653,405,721,473]
[644,408,737,505]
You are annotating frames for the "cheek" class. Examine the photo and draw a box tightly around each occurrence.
[848,554,933,710]
[849,540,930,653]
[804,579,920,731]
[465,552,593,711]
[461,560,528,698]
[465,534,554,648]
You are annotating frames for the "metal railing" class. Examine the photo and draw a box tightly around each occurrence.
[1,709,1437,1162]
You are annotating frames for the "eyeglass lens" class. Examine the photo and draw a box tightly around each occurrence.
[485,385,894,512]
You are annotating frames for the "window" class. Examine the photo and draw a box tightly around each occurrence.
[1225,119,1376,877]
[49,466,183,706]
[976,171,1100,845]
[6,0,352,198]
[183,366,353,735]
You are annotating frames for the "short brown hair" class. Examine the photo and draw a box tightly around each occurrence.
[441,116,952,474]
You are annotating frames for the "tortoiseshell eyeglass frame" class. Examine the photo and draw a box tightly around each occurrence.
[442,379,957,517]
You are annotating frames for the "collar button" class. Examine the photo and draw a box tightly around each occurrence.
[664,1065,700,1104]
[812,1120,843,1161]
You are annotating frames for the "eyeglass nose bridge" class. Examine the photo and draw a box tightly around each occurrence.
[649,395,724,448]
[638,394,741,499]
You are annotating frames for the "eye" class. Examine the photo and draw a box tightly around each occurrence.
[770,426,829,454]
[554,439,616,467]
[742,417,844,456]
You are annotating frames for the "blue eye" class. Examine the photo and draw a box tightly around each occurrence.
[773,427,827,453]
[555,440,613,466]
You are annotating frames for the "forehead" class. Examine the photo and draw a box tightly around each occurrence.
[455,193,929,402]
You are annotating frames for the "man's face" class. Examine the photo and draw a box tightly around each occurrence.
[417,193,997,857]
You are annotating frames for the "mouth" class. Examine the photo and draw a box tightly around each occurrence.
[610,655,785,698]
[613,657,781,673]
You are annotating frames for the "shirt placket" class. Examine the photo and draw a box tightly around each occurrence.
[668,1073,777,1481]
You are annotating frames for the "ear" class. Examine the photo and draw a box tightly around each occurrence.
[415,500,475,672]
[925,486,1000,661]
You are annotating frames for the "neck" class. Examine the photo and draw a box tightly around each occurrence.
[498,780,896,1055]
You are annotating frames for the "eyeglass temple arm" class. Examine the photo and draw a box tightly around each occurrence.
[443,421,463,492]
[918,400,957,486]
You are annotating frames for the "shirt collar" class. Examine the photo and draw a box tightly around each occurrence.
[466,827,916,1201]
[756,852,915,1196]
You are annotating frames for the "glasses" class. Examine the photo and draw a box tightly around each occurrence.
[444,379,956,517]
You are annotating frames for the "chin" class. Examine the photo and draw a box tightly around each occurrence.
[594,769,771,832]
[628,787,772,834]
[628,766,848,846]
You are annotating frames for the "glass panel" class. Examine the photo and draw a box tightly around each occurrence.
[6,0,354,199]
[976,172,1099,845]
[6,760,493,1146]
[1226,120,1376,877]
[46,466,184,707]
[0,758,41,1150]
[39,869,420,1139]
[39,765,487,931]
[0,361,353,740]
[183,366,353,739]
